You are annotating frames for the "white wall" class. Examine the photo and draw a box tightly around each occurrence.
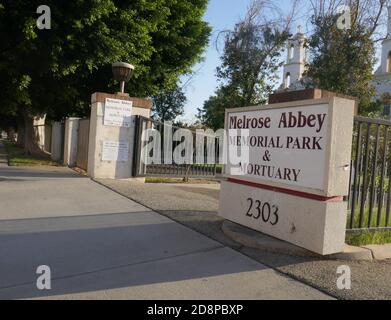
[51,122,63,161]
[63,118,80,167]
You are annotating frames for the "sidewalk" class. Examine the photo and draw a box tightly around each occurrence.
[96,178,391,300]
[0,165,331,300]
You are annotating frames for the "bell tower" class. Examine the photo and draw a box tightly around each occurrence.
[281,26,307,90]
[373,6,391,102]
[379,6,391,73]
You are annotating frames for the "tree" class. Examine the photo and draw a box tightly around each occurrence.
[216,3,293,107]
[152,87,186,122]
[0,0,210,154]
[197,86,241,130]
[198,0,297,129]
[304,0,387,115]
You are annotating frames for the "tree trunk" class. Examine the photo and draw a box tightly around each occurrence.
[6,127,16,142]
[22,109,49,157]
[16,117,25,148]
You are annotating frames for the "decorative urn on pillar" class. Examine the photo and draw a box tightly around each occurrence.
[111,62,135,94]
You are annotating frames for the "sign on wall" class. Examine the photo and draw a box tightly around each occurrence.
[226,104,329,192]
[102,141,129,162]
[104,98,133,127]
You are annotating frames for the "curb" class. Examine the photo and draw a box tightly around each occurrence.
[222,220,378,261]
[362,244,391,260]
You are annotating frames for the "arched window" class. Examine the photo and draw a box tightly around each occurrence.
[285,73,291,88]
[388,51,391,72]
[289,44,295,61]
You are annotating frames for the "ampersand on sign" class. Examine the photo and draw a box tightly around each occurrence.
[263,150,271,162]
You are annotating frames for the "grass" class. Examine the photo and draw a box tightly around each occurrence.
[347,206,390,230]
[346,231,391,246]
[2,140,59,167]
[145,177,219,184]
[346,205,391,245]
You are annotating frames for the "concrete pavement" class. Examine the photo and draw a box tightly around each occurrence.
[96,178,391,300]
[96,178,220,212]
[0,164,332,299]
[0,166,146,220]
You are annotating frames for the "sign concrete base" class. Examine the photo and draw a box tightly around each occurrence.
[218,180,347,255]
[222,220,374,261]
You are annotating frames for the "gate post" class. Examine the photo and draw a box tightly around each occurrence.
[51,122,63,161]
[63,117,80,167]
[132,115,147,177]
[87,92,152,179]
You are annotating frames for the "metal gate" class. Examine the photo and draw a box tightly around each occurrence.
[348,116,391,231]
[76,119,90,171]
[133,116,221,179]
[133,114,391,230]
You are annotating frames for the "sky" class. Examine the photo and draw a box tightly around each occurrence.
[179,0,309,122]
[180,0,387,122]
[179,0,253,122]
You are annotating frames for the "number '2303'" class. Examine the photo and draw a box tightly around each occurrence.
[246,198,279,226]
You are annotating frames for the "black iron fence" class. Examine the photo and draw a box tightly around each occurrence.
[348,116,391,231]
[133,115,391,231]
[76,119,90,171]
[133,116,222,179]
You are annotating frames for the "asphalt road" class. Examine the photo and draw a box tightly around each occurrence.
[0,164,331,300]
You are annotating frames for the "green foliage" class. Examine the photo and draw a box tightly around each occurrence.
[145,177,219,184]
[197,4,289,130]
[305,13,379,115]
[3,139,58,166]
[197,86,241,130]
[346,231,391,246]
[216,25,288,107]
[152,86,186,122]
[0,0,211,121]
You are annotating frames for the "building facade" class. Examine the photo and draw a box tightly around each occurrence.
[280,26,308,91]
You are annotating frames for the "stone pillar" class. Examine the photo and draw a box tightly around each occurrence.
[63,117,80,167]
[87,92,152,179]
[51,122,63,161]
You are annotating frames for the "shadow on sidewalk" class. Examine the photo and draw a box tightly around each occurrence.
[0,166,84,179]
[0,212,267,299]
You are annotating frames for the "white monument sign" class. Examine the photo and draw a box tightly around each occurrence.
[226,104,328,191]
[219,97,355,255]
[104,98,133,127]
[102,141,129,162]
